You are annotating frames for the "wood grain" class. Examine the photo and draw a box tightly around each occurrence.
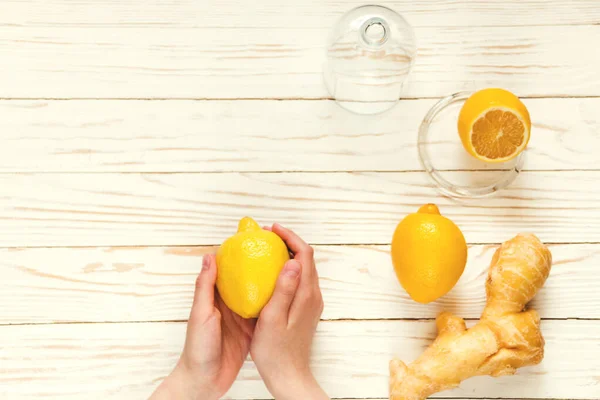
[0,320,597,399]
[1,2,598,400]
[0,171,598,247]
[0,243,597,324]
[1,0,598,28]
[1,98,598,172]
[1,25,599,98]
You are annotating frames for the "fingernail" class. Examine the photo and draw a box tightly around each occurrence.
[283,261,300,277]
[202,256,211,271]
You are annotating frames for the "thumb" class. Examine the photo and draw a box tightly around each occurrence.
[261,260,302,322]
[191,254,218,319]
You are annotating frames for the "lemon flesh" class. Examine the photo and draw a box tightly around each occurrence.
[458,88,531,163]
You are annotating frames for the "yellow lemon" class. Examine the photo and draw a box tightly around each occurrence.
[458,88,531,163]
[216,217,290,318]
[391,204,467,304]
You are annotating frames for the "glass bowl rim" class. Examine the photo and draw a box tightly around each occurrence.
[417,91,524,199]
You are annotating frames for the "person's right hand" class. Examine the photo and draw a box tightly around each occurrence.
[250,224,328,400]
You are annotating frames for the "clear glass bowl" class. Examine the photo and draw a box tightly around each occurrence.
[323,5,416,115]
[418,92,524,198]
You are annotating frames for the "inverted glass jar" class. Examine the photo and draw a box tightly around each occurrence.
[418,92,524,198]
[323,5,416,115]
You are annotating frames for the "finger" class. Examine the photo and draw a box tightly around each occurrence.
[272,223,310,255]
[216,291,257,337]
[191,254,218,319]
[273,224,318,287]
[265,224,294,258]
[260,260,301,323]
[288,259,322,324]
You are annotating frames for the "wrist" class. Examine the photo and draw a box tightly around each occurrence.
[267,370,328,400]
[156,363,218,400]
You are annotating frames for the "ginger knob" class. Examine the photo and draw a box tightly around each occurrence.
[390,233,552,400]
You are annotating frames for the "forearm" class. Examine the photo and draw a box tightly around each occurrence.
[149,364,218,400]
[267,372,329,400]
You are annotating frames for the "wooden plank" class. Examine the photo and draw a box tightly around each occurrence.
[0,171,598,247]
[0,320,597,399]
[1,25,599,98]
[0,244,596,324]
[2,0,598,28]
[1,98,597,173]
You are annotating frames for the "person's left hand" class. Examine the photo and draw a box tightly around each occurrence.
[150,254,255,400]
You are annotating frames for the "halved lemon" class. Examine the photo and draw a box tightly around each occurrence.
[458,88,531,163]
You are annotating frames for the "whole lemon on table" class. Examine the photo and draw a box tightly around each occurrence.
[391,204,467,304]
[217,217,290,318]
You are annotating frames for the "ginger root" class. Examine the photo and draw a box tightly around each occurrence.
[390,233,552,400]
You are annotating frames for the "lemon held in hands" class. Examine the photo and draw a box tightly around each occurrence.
[391,204,467,304]
[458,88,531,163]
[216,217,290,318]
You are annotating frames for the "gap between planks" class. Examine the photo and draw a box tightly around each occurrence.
[3,94,600,101]
[92,397,579,400]
[1,317,596,328]
[3,241,600,250]
[3,22,600,30]
[0,169,599,175]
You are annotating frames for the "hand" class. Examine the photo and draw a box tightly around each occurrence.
[250,224,328,400]
[150,254,255,400]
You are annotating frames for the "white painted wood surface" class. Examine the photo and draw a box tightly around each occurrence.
[1,1,599,399]
[1,98,598,172]
[3,0,599,28]
[1,244,597,324]
[1,321,598,399]
[0,171,599,247]
[1,25,600,98]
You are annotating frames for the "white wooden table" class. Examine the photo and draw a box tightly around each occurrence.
[1,1,599,399]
